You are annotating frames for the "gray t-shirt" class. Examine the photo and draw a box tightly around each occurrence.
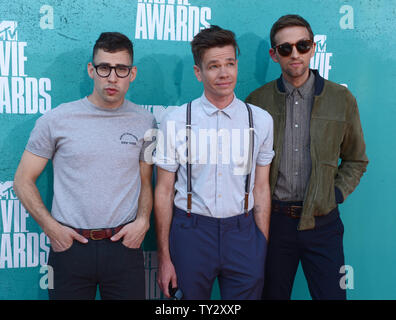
[26,97,157,229]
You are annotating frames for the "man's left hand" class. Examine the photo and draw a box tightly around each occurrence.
[110,218,149,249]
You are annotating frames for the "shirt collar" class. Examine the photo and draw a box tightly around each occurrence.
[282,70,315,99]
[200,93,239,119]
[83,96,128,112]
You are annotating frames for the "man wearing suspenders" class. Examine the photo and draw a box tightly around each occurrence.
[154,26,274,299]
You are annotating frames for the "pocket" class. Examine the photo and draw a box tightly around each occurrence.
[117,242,144,270]
[231,156,250,177]
[120,241,142,251]
[252,223,268,262]
[310,117,346,159]
[171,213,194,229]
[336,217,345,236]
[313,162,337,214]
[254,223,267,245]
[50,241,74,254]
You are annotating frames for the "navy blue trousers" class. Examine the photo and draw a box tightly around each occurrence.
[263,208,346,300]
[170,207,267,300]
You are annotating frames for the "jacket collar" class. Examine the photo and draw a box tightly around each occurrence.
[276,69,324,96]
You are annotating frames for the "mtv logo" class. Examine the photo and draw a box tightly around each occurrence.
[0,181,15,199]
[0,21,18,41]
[314,35,327,52]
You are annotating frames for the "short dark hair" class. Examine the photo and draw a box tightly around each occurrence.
[93,32,134,64]
[190,25,240,67]
[270,14,314,48]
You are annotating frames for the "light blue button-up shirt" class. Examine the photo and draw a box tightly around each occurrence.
[154,93,274,218]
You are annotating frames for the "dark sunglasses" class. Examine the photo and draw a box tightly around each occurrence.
[273,39,314,57]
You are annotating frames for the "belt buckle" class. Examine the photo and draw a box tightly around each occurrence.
[90,229,104,240]
[289,205,302,218]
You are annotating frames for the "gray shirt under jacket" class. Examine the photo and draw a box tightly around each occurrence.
[273,71,315,202]
[26,97,157,229]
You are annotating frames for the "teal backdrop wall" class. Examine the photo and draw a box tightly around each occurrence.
[0,0,394,299]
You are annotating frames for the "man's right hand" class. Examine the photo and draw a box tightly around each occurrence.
[13,151,88,253]
[47,223,88,252]
[157,258,178,298]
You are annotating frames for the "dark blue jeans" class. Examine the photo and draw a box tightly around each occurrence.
[47,239,145,300]
[263,207,346,300]
[170,207,267,300]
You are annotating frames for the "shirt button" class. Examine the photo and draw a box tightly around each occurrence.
[294,148,299,152]
[294,124,299,128]
[295,101,299,105]
[218,194,222,198]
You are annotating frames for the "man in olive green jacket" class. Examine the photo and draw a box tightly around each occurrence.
[246,14,368,300]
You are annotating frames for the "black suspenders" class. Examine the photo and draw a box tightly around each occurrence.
[186,102,193,216]
[185,101,254,217]
[244,103,254,215]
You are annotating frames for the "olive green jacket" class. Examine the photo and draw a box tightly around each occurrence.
[246,70,368,230]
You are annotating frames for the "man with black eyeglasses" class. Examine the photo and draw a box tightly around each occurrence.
[246,15,368,300]
[13,32,156,299]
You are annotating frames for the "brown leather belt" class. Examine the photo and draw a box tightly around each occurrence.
[272,201,303,219]
[73,225,124,240]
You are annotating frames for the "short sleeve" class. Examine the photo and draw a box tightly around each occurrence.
[25,115,55,159]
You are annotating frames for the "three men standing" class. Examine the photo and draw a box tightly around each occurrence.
[13,15,368,301]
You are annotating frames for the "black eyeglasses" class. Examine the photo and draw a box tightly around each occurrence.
[94,64,133,78]
[273,39,314,57]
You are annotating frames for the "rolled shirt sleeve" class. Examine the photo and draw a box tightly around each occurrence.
[254,107,275,167]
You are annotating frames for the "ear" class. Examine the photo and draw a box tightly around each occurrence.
[193,65,202,82]
[269,48,279,63]
[129,66,137,83]
[87,62,95,79]
[309,42,316,58]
